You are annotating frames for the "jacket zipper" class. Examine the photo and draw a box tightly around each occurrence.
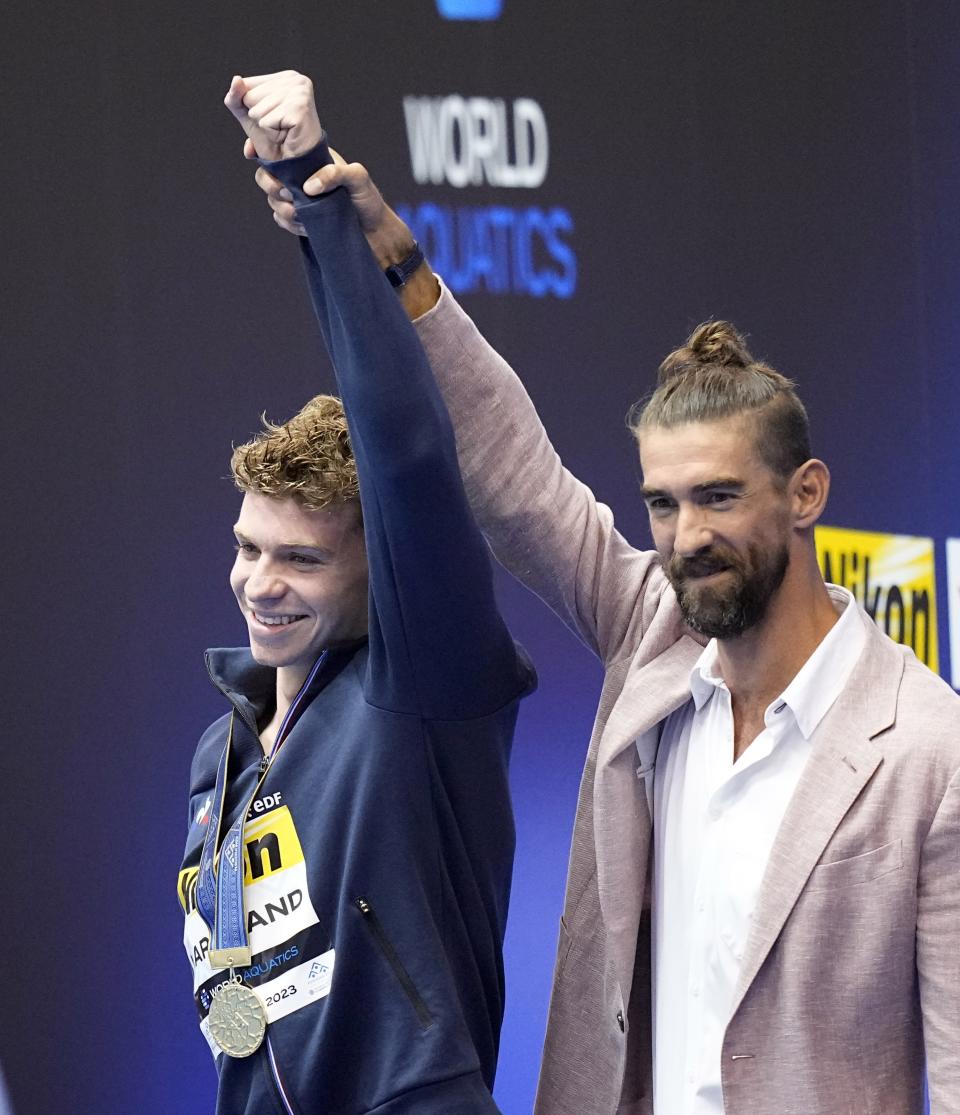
[265,1034,296,1115]
[355,896,434,1027]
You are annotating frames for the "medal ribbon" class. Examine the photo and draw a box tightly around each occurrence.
[196,652,329,967]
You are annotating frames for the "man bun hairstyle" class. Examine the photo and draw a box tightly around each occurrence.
[231,394,360,511]
[658,319,753,379]
[629,320,811,480]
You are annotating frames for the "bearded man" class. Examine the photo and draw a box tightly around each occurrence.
[256,73,960,1115]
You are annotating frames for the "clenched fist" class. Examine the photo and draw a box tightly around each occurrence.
[224,71,323,163]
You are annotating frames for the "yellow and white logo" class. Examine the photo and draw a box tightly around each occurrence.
[946,539,960,689]
[815,526,938,672]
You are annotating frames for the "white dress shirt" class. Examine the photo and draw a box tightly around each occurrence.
[649,585,866,1114]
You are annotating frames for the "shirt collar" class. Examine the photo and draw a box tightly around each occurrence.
[688,585,867,739]
[689,641,724,710]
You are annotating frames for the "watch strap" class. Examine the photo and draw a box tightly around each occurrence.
[384,242,425,287]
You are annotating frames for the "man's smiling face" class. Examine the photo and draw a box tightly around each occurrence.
[230,491,369,675]
[639,415,794,640]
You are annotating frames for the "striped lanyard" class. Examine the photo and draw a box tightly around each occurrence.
[196,652,328,968]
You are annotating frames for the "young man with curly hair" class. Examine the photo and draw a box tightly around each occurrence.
[176,74,535,1115]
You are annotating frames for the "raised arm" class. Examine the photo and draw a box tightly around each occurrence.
[226,73,530,718]
[256,142,671,664]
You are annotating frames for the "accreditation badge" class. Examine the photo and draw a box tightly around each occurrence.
[179,790,336,1058]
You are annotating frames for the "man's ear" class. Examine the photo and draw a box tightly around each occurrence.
[790,459,830,529]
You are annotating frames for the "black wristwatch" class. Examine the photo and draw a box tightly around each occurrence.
[384,241,425,288]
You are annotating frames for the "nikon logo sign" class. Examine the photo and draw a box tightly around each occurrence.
[815,525,939,671]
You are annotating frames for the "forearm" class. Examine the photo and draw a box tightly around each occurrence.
[264,145,524,717]
[262,142,443,444]
[359,211,440,321]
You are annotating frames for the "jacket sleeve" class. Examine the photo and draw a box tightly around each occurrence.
[917,766,960,1111]
[414,282,671,665]
[262,143,532,720]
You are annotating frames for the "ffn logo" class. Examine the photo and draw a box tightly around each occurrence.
[436,0,502,20]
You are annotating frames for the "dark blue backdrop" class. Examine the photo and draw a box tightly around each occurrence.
[3,2,958,1112]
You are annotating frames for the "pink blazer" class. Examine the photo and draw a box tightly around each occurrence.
[416,286,960,1115]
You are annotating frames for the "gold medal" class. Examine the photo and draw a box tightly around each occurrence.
[208,979,267,1057]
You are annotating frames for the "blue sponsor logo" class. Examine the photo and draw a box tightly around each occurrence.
[242,944,300,981]
[436,0,502,20]
[396,202,576,299]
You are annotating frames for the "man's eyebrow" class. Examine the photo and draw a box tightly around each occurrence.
[232,529,333,554]
[281,542,335,553]
[639,479,745,500]
[691,478,745,493]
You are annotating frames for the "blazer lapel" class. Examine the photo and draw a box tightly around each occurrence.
[594,635,702,997]
[729,619,905,1016]
[596,635,704,771]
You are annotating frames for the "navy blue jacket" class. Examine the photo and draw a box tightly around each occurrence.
[179,140,535,1114]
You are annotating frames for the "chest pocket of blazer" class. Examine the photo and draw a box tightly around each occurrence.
[805,838,903,892]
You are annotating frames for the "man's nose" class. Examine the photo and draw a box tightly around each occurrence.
[673,504,713,557]
[244,559,285,601]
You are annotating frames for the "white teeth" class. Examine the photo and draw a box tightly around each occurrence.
[254,613,302,626]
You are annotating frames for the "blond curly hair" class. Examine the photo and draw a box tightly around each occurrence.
[230,394,359,511]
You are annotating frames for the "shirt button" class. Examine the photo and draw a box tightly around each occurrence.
[616,1010,625,1032]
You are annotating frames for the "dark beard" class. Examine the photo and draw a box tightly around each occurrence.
[667,541,790,639]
